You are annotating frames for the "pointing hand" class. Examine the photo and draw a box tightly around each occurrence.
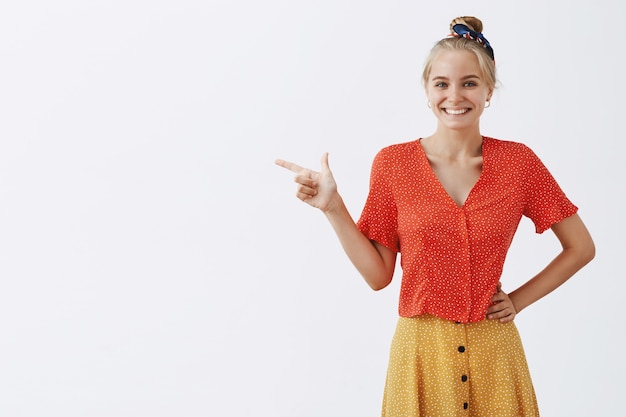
[275,153,339,212]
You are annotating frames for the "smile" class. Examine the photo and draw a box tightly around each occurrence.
[444,108,469,115]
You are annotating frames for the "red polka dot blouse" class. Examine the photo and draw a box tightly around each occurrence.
[356,137,578,323]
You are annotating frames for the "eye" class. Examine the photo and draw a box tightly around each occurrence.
[464,81,477,87]
[435,82,447,88]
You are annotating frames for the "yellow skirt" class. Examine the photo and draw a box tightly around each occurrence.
[382,315,539,417]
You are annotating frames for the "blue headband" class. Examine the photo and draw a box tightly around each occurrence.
[451,24,495,61]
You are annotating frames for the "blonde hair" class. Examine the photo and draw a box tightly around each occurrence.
[421,16,497,91]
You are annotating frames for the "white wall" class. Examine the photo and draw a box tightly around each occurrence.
[0,1,622,416]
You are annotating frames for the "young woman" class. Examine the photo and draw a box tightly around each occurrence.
[276,16,595,417]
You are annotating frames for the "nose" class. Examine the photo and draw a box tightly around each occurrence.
[447,86,463,103]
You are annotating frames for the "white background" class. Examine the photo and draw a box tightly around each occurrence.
[0,1,623,416]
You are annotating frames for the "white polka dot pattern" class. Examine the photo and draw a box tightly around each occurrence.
[382,315,540,416]
[356,137,578,323]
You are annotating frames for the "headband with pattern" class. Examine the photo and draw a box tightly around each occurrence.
[451,23,495,61]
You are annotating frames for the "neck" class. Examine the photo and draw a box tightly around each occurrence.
[423,126,484,159]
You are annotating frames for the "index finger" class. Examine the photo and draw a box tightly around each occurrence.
[275,158,305,173]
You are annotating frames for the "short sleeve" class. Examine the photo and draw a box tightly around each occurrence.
[356,149,400,252]
[522,146,578,234]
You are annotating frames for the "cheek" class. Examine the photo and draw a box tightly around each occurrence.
[426,89,441,102]
[470,93,488,105]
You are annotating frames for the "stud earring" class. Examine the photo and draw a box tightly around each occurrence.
[485,100,491,108]
[427,101,432,108]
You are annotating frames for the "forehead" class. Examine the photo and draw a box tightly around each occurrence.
[429,50,482,79]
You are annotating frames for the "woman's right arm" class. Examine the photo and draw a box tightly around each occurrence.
[275,153,396,290]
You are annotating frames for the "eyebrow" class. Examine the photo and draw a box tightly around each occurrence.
[431,75,481,81]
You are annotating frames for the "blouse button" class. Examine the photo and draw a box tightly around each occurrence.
[458,346,466,353]
[461,375,468,382]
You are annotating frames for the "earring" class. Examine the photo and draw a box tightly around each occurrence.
[427,101,432,108]
[485,100,491,108]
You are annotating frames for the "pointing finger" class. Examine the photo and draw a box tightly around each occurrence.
[275,158,305,174]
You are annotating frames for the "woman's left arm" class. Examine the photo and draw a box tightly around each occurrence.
[487,213,595,322]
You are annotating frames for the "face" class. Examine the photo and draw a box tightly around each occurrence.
[425,50,493,132]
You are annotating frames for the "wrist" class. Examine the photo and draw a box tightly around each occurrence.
[321,193,345,215]
[508,291,522,314]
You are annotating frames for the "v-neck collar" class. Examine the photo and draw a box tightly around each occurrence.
[415,137,488,209]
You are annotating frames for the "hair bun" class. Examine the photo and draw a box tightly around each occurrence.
[450,16,484,33]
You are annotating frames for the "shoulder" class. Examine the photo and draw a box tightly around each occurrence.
[368,140,419,178]
[373,139,419,164]
[484,136,532,153]
[377,139,418,154]
[484,136,538,162]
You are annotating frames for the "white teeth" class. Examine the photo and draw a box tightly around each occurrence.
[445,109,468,115]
